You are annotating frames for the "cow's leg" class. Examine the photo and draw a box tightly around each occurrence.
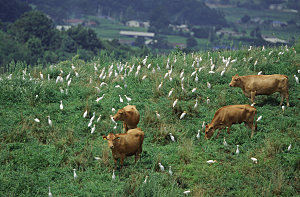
[227,125,231,135]
[250,91,256,105]
[285,92,290,107]
[250,123,255,138]
[114,158,118,170]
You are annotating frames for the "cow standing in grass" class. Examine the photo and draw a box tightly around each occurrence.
[229,74,289,106]
[205,105,257,139]
[102,128,144,170]
[113,105,140,132]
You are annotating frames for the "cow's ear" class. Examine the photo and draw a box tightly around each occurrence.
[102,136,107,140]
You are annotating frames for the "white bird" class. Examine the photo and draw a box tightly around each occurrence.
[48,186,52,197]
[83,110,88,118]
[112,108,116,113]
[66,72,71,81]
[196,130,200,140]
[172,99,178,108]
[294,75,299,84]
[207,82,211,89]
[288,143,292,151]
[168,88,174,97]
[158,163,164,171]
[257,71,262,75]
[91,124,95,134]
[59,87,64,94]
[251,157,258,164]
[115,85,122,89]
[180,111,187,120]
[155,111,161,119]
[220,69,225,77]
[100,82,107,87]
[206,160,216,164]
[169,133,175,142]
[257,115,262,122]
[97,115,102,122]
[90,112,95,122]
[208,71,215,74]
[73,169,77,180]
[202,121,206,130]
[206,97,210,105]
[98,94,105,101]
[112,170,116,181]
[60,101,63,110]
[223,137,228,146]
[157,82,163,91]
[67,78,72,86]
[119,95,123,103]
[236,145,240,155]
[183,190,191,195]
[169,166,173,176]
[194,99,198,109]
[281,105,285,112]
[124,95,132,102]
[94,157,101,160]
[88,120,93,128]
[180,70,184,78]
[192,88,197,93]
[142,75,147,80]
[47,116,52,127]
[143,176,148,184]
[34,118,40,123]
[39,72,44,80]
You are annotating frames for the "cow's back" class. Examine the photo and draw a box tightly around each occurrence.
[123,105,140,127]
[119,128,144,155]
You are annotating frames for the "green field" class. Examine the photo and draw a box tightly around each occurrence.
[0,44,299,196]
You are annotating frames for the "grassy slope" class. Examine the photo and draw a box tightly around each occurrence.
[0,46,299,196]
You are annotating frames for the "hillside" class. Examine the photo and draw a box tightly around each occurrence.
[0,45,299,196]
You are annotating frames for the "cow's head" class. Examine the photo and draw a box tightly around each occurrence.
[113,109,126,121]
[102,133,120,149]
[204,125,214,139]
[229,74,241,87]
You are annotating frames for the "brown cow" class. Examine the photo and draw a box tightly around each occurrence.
[229,74,289,106]
[113,105,140,132]
[102,128,144,169]
[205,105,257,139]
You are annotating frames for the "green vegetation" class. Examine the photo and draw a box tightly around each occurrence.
[0,43,299,196]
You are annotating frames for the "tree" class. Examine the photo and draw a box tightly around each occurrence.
[186,37,197,48]
[241,15,251,23]
[133,36,146,47]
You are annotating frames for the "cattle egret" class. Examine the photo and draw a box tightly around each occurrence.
[196,130,200,140]
[257,71,262,75]
[124,95,132,102]
[208,71,215,74]
[207,160,217,164]
[143,176,148,184]
[206,97,210,105]
[142,56,147,65]
[194,99,198,109]
[91,124,96,134]
[97,115,102,122]
[158,163,165,171]
[100,82,107,87]
[192,88,197,93]
[47,116,52,127]
[75,71,79,77]
[191,70,197,77]
[59,87,64,94]
[112,170,116,181]
[195,74,198,82]
[94,157,101,160]
[66,72,71,81]
[221,69,225,77]
[34,118,40,123]
[88,120,93,128]
[157,82,163,90]
[90,112,95,122]
[210,64,215,71]
[288,143,291,151]
[83,110,88,118]
[155,111,161,119]
[223,137,228,146]
[98,94,105,101]
[202,121,205,130]
[294,75,299,84]
[169,133,175,142]
[180,111,187,120]
[251,103,255,107]
[39,72,44,80]
[142,75,147,80]
[257,115,262,122]
[60,101,63,110]
[236,145,240,155]
[169,166,173,176]
[180,70,184,78]
[251,157,258,164]
[115,85,122,89]
[183,190,191,195]
[73,169,77,180]
[56,75,61,84]
[119,95,123,103]
[168,88,174,97]
[67,78,72,86]
[48,186,52,197]
[111,108,116,113]
[172,99,178,108]
[113,124,117,130]
[298,70,300,74]
[207,82,211,89]
[281,105,285,112]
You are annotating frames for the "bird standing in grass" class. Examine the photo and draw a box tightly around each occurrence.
[112,170,116,181]
[294,75,299,84]
[83,110,88,118]
[180,111,187,120]
[119,95,123,103]
[48,186,52,197]
[223,137,228,146]
[143,176,148,184]
[158,163,164,171]
[34,118,40,123]
[194,99,198,109]
[60,101,63,111]
[73,169,77,180]
[183,190,191,195]
[196,130,200,140]
[257,115,262,122]
[236,145,240,155]
[251,157,258,164]
[288,143,292,151]
[155,111,161,119]
[124,95,132,102]
[47,116,52,127]
[168,88,174,97]
[169,166,173,176]
[206,160,217,164]
[169,133,175,142]
[172,99,178,108]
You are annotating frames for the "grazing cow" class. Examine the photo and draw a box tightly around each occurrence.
[229,74,289,106]
[102,128,144,169]
[205,105,257,139]
[113,105,140,132]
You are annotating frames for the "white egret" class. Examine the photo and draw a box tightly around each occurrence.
[169,133,175,142]
[34,118,40,123]
[195,74,198,82]
[157,82,163,90]
[196,130,200,140]
[257,115,262,122]
[282,105,285,112]
[172,99,178,108]
[47,116,52,127]
[91,124,95,134]
[124,95,132,102]
[202,121,205,130]
[206,160,217,164]
[251,157,258,164]
[83,110,88,118]
[288,143,291,151]
[119,95,123,103]
[257,71,262,75]
[194,99,198,109]
[112,108,116,113]
[236,145,240,155]
[48,186,52,197]
[40,72,44,80]
[155,111,161,119]
[115,85,122,89]
[206,97,210,105]
[67,78,72,87]
[66,72,71,81]
[220,69,225,77]
[169,166,173,176]
[143,176,148,184]
[183,190,191,195]
[168,88,174,97]
[94,157,101,160]
[294,75,299,84]
[100,82,107,87]
[192,88,197,93]
[73,169,77,180]
[207,82,211,89]
[112,170,116,181]
[158,163,164,171]
[97,115,102,122]
[180,111,187,120]
[60,101,63,110]
[223,137,228,146]
[180,69,184,78]
[110,115,116,124]
[142,75,147,80]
